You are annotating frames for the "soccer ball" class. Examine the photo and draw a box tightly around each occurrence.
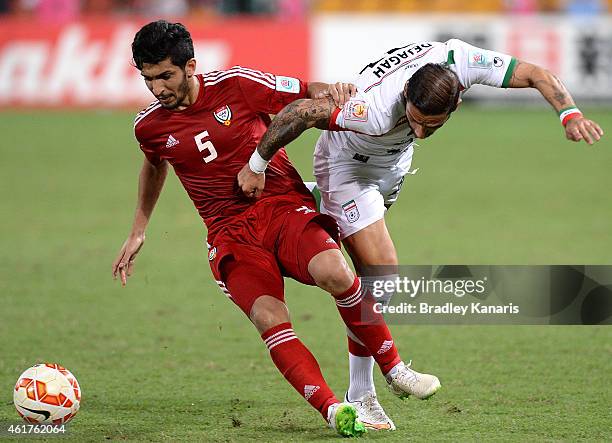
[13,363,81,424]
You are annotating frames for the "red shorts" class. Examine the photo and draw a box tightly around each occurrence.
[208,196,340,316]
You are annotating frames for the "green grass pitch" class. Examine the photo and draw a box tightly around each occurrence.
[1,107,611,441]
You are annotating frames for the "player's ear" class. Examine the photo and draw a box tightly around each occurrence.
[185,58,196,77]
[453,96,462,112]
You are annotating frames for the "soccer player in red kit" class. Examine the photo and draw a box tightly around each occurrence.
[113,21,429,437]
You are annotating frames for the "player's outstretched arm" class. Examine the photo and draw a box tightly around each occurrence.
[508,60,604,145]
[237,97,336,198]
[112,158,168,286]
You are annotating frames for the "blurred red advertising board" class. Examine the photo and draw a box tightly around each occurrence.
[0,18,309,108]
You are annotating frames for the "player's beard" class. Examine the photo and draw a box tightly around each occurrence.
[159,73,190,110]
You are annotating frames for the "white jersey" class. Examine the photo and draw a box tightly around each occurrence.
[312,39,517,239]
[321,39,516,157]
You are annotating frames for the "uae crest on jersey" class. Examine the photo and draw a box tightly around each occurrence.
[213,105,232,126]
[342,200,360,223]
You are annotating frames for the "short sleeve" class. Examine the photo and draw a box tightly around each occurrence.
[234,66,308,114]
[134,105,162,165]
[134,121,162,165]
[328,91,386,136]
[446,39,516,89]
[138,141,162,165]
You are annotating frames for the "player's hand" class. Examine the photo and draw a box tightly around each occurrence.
[314,82,357,108]
[565,117,604,145]
[237,163,265,199]
[112,234,145,286]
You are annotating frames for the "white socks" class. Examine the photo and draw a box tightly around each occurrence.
[347,353,376,401]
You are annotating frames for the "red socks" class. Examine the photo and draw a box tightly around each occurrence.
[348,335,371,357]
[258,278,400,419]
[335,277,401,374]
[261,322,338,418]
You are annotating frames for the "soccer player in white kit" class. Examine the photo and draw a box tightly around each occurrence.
[237,39,604,430]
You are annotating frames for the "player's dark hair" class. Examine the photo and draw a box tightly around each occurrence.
[132,20,194,70]
[405,64,461,115]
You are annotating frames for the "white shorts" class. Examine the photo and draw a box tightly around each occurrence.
[313,136,416,240]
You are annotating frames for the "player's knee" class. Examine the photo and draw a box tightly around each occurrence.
[249,296,290,334]
[308,249,354,294]
[357,243,397,264]
[369,249,398,267]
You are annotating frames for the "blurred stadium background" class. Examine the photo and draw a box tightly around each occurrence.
[1,1,610,441]
[1,0,612,106]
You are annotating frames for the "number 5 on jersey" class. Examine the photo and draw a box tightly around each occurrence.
[194,130,218,163]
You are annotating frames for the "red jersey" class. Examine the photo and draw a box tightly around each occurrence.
[134,67,314,241]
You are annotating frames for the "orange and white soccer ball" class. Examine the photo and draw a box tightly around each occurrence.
[14,363,81,424]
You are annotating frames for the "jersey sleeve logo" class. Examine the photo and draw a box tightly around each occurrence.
[275,76,300,94]
[344,100,369,122]
[213,105,232,126]
[468,50,493,69]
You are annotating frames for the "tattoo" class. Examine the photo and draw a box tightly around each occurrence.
[511,61,571,108]
[550,75,569,106]
[533,76,568,106]
[257,97,336,160]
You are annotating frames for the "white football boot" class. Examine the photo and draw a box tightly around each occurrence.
[344,392,396,431]
[386,361,441,399]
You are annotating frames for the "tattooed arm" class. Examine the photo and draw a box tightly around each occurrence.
[508,60,603,145]
[259,97,335,159]
[237,97,336,198]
